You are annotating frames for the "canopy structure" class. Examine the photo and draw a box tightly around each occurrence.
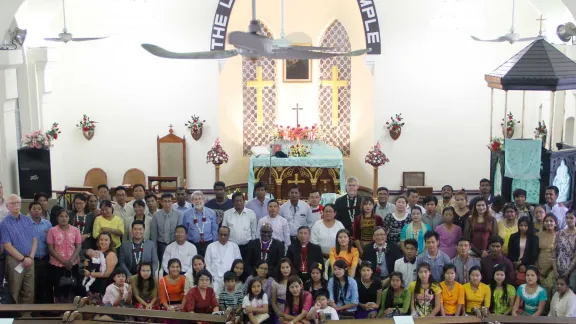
[484,39,576,148]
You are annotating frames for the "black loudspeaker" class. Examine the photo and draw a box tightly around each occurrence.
[17,148,52,199]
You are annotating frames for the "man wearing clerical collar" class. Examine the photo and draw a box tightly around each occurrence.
[335,176,362,229]
[205,226,241,293]
[286,225,323,282]
[245,223,284,276]
[308,190,323,226]
[279,185,313,245]
[362,227,400,287]
[374,187,395,219]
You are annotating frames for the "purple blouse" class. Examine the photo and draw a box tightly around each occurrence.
[435,224,462,259]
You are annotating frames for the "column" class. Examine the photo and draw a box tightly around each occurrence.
[0,49,23,195]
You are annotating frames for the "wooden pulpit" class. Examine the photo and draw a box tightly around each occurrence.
[155,126,186,191]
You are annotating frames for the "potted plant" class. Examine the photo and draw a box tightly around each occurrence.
[487,137,504,152]
[501,112,520,138]
[385,113,405,140]
[185,115,205,141]
[76,114,97,140]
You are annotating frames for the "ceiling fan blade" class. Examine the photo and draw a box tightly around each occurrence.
[70,36,109,42]
[470,35,506,42]
[44,37,66,42]
[229,31,268,53]
[141,44,238,59]
[344,48,370,56]
[292,45,336,51]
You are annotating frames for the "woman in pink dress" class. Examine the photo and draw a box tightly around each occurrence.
[435,206,462,259]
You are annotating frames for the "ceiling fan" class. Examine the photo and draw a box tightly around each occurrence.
[44,0,109,43]
[470,0,543,44]
[141,0,368,60]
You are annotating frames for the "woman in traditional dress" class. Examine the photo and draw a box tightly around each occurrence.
[352,197,383,256]
[382,196,411,248]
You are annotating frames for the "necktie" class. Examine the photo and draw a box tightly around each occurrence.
[164,212,171,243]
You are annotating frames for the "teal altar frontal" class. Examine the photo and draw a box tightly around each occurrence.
[248,141,346,200]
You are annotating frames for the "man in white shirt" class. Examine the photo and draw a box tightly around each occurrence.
[172,187,192,213]
[205,226,241,293]
[308,190,323,227]
[113,186,135,221]
[127,184,149,215]
[545,185,568,230]
[162,225,197,275]
[0,181,8,223]
[258,200,291,251]
[406,188,424,215]
[394,238,417,287]
[279,185,313,246]
[222,192,257,258]
[374,187,395,218]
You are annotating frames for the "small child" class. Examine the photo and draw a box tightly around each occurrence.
[82,249,106,291]
[306,289,339,322]
[103,268,131,307]
[242,278,269,324]
[219,271,244,324]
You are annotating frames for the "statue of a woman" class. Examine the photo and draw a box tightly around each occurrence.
[553,160,571,202]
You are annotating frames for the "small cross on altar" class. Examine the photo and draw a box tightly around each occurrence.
[292,104,303,125]
[169,124,174,134]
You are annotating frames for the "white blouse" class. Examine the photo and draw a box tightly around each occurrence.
[310,219,345,255]
[549,289,576,317]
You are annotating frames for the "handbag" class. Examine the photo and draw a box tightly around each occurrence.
[59,269,76,289]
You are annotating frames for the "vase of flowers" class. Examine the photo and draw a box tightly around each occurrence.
[186,115,205,141]
[487,137,504,152]
[76,114,97,140]
[501,112,520,138]
[22,130,51,149]
[206,138,229,165]
[365,141,390,197]
[534,121,547,146]
[385,113,405,140]
[288,142,311,157]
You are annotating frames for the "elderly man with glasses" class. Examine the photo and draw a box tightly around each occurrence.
[0,194,38,313]
[361,227,401,287]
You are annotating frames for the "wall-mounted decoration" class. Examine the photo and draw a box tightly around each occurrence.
[76,114,96,141]
[185,115,205,141]
[385,113,404,140]
[283,46,312,82]
[501,112,520,139]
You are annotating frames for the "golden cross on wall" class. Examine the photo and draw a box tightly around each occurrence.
[246,66,274,127]
[321,66,349,127]
[292,103,303,125]
[288,173,305,185]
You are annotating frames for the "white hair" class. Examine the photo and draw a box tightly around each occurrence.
[191,191,204,198]
[5,194,20,203]
[346,176,359,185]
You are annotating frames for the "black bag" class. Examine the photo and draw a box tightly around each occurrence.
[59,270,76,289]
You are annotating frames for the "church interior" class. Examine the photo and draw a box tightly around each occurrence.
[1,0,576,201]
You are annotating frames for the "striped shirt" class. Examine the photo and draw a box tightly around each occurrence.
[0,214,36,256]
[218,287,244,310]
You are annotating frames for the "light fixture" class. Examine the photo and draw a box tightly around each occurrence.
[557,22,576,42]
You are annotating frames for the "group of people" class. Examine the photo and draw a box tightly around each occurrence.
[0,176,575,323]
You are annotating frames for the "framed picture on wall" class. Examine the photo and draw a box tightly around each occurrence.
[283,45,312,82]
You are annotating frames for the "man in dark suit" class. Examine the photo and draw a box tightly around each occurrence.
[118,220,158,277]
[245,223,284,276]
[362,226,401,287]
[334,176,362,229]
[286,226,323,282]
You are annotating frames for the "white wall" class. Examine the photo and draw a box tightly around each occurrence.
[374,0,548,190]
[41,0,220,189]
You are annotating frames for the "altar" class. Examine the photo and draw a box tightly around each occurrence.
[248,141,346,200]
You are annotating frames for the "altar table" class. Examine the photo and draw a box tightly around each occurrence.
[248,141,346,200]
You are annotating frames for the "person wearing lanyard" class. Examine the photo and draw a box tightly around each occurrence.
[29,202,53,304]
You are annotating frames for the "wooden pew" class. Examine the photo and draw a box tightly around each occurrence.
[69,305,227,323]
[486,315,576,324]
[0,296,81,321]
[337,318,481,324]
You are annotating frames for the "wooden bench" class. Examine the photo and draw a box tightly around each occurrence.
[68,305,227,323]
[337,317,481,324]
[0,296,82,322]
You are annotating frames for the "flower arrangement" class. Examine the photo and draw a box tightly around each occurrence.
[206,138,229,165]
[45,122,61,141]
[76,114,97,132]
[365,141,390,167]
[22,130,51,149]
[385,113,405,134]
[487,137,504,152]
[501,112,520,132]
[534,121,547,139]
[185,115,205,133]
[288,142,310,157]
[271,124,318,141]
